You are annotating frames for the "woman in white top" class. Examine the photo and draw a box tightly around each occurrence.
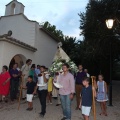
[84,69,90,77]
[34,66,49,118]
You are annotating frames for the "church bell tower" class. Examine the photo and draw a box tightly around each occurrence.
[5,0,25,16]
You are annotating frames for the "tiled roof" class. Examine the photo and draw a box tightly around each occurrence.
[6,0,25,7]
[0,37,37,52]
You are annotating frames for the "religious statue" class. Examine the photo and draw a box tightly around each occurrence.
[57,42,62,48]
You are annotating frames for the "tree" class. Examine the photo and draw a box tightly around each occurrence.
[43,21,81,64]
[79,0,120,80]
[43,21,64,40]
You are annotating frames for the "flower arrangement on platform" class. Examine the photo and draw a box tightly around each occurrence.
[49,59,78,73]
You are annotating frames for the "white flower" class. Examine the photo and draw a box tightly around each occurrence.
[71,64,75,67]
[49,59,78,73]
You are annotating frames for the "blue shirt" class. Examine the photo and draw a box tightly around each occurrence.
[75,71,86,84]
[35,68,40,75]
[26,81,36,94]
[10,69,19,81]
[81,85,92,107]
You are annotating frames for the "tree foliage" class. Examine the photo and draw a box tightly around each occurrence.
[79,0,120,80]
[43,0,120,80]
[43,21,81,65]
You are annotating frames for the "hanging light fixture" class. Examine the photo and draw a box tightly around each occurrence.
[106,19,114,29]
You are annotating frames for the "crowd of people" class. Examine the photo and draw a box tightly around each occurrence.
[0,59,109,120]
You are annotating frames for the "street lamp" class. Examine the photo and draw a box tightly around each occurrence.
[106,19,114,106]
[106,19,114,29]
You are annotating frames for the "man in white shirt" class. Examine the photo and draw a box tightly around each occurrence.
[21,59,32,99]
[35,66,49,118]
[59,63,75,120]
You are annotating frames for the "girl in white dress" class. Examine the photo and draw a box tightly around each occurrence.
[96,74,108,116]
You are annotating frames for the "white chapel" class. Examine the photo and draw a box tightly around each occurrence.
[0,0,59,70]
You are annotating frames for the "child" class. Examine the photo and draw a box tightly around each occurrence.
[96,74,108,116]
[47,76,53,104]
[79,77,96,120]
[22,75,36,111]
[29,64,37,83]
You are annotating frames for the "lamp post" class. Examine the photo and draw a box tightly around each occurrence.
[106,19,114,106]
[106,19,114,29]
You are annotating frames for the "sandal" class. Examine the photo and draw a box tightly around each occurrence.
[29,107,33,111]
[99,113,103,116]
[26,108,30,111]
[5,99,8,103]
[4,97,8,103]
[104,113,108,116]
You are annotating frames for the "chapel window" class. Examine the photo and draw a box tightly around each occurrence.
[11,3,16,15]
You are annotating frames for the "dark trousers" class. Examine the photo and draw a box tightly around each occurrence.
[10,79,19,100]
[38,90,48,115]
[75,84,83,108]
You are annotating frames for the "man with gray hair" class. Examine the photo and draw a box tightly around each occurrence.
[21,59,32,100]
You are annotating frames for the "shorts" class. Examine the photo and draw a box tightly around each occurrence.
[82,106,91,116]
[27,94,33,102]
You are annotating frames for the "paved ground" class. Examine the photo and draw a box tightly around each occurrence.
[0,81,120,120]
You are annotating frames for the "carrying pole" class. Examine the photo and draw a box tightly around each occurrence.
[18,75,24,110]
[91,76,96,120]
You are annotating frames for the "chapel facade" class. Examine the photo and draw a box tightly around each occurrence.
[0,0,59,70]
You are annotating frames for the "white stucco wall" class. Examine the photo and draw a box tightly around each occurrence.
[0,41,35,72]
[0,15,58,67]
[34,23,58,67]
[0,5,58,67]
[0,15,35,46]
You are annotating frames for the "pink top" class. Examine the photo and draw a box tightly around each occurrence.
[59,72,75,95]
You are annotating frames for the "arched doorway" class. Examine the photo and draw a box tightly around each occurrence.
[9,54,26,70]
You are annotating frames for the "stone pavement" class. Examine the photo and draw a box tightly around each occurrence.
[0,81,120,120]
